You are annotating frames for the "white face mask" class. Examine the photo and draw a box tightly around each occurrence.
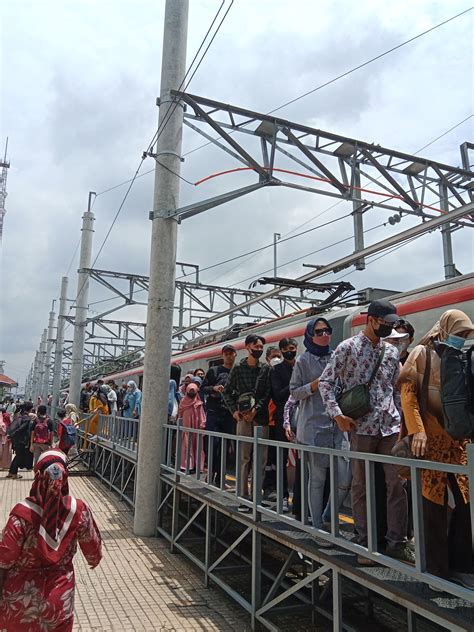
[270,357,282,366]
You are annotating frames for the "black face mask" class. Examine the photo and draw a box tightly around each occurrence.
[188,392,197,399]
[374,323,393,339]
[250,349,263,359]
[282,350,297,361]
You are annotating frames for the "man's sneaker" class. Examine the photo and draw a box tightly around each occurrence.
[356,554,378,567]
[386,542,416,565]
[321,521,332,532]
[450,572,474,590]
[237,504,251,513]
[282,498,289,514]
[313,536,332,549]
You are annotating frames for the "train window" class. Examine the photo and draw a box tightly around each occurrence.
[208,357,223,368]
[138,374,144,391]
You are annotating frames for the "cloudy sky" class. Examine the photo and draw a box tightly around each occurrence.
[1,0,473,388]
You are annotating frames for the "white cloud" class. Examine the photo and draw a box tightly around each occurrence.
[1,0,472,386]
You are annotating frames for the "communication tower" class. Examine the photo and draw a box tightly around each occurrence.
[0,138,10,242]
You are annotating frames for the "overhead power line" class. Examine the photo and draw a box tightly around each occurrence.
[69,2,233,302]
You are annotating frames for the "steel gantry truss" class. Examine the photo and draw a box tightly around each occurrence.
[149,92,472,278]
[56,264,349,382]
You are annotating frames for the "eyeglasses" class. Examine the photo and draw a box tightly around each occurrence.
[313,327,332,336]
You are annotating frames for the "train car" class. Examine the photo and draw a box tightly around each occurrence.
[94,273,474,388]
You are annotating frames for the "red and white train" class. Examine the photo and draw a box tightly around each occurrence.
[94,273,474,390]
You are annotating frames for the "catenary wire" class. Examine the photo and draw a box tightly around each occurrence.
[69,2,233,307]
[90,10,472,198]
[183,8,473,157]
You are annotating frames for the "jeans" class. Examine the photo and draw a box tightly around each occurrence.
[9,445,31,475]
[205,408,234,484]
[307,452,352,528]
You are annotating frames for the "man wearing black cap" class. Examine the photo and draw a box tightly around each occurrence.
[223,333,271,510]
[319,299,413,564]
[202,344,237,484]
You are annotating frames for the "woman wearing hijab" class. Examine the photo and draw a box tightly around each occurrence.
[0,449,102,631]
[290,318,351,543]
[399,309,474,588]
[123,381,142,420]
[88,387,109,437]
[178,382,206,472]
[0,407,12,470]
[65,403,80,425]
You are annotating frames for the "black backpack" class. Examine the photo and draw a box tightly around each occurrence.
[437,343,474,440]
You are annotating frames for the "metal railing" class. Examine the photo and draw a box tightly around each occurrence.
[80,415,474,607]
[160,422,474,603]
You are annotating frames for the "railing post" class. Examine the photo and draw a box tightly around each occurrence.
[468,443,474,552]
[253,426,263,522]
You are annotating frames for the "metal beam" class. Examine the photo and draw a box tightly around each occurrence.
[172,201,474,336]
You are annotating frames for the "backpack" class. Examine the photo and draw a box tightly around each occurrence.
[438,343,474,440]
[7,415,31,447]
[60,420,77,447]
[33,417,51,444]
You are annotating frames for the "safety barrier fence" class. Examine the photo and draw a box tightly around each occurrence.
[159,422,474,604]
[76,415,474,629]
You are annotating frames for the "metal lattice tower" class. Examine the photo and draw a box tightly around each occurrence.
[0,138,10,242]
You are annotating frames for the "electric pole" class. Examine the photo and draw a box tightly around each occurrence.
[51,276,69,418]
[134,0,189,536]
[68,194,95,407]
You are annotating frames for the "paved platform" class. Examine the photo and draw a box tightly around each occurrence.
[0,473,249,631]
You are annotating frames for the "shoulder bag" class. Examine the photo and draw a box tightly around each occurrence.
[336,346,386,420]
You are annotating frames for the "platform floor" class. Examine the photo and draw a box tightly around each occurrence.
[0,472,249,632]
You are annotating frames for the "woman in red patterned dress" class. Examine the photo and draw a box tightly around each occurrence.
[0,449,102,631]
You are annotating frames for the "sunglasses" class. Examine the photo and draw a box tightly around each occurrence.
[313,327,332,336]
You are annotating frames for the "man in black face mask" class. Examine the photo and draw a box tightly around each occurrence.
[270,337,298,512]
[320,299,414,565]
[223,333,270,511]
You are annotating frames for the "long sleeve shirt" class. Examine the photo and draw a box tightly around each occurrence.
[319,332,401,437]
[270,360,294,426]
[290,350,343,465]
[222,358,270,424]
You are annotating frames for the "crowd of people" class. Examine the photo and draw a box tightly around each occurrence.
[168,301,474,588]
[0,400,79,478]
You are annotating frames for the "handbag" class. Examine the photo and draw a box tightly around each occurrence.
[392,347,431,478]
[336,346,385,420]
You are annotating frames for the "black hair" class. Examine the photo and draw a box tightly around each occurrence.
[278,337,297,350]
[24,401,34,412]
[245,333,266,346]
[170,363,182,387]
[37,405,47,416]
[57,408,67,419]
[395,318,415,339]
[265,346,280,360]
[193,368,205,375]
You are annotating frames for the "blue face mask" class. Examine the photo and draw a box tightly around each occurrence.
[445,333,465,350]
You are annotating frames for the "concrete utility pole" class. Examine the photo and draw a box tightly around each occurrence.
[42,303,56,404]
[31,352,39,401]
[37,329,47,403]
[134,0,189,536]
[68,195,95,407]
[51,276,69,418]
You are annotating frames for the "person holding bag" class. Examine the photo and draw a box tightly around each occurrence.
[320,300,413,565]
[399,309,474,588]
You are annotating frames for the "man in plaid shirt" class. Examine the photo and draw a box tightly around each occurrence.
[223,334,271,511]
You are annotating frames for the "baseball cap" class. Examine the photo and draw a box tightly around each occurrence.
[222,344,236,353]
[366,299,398,324]
[245,333,266,346]
[237,393,256,413]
